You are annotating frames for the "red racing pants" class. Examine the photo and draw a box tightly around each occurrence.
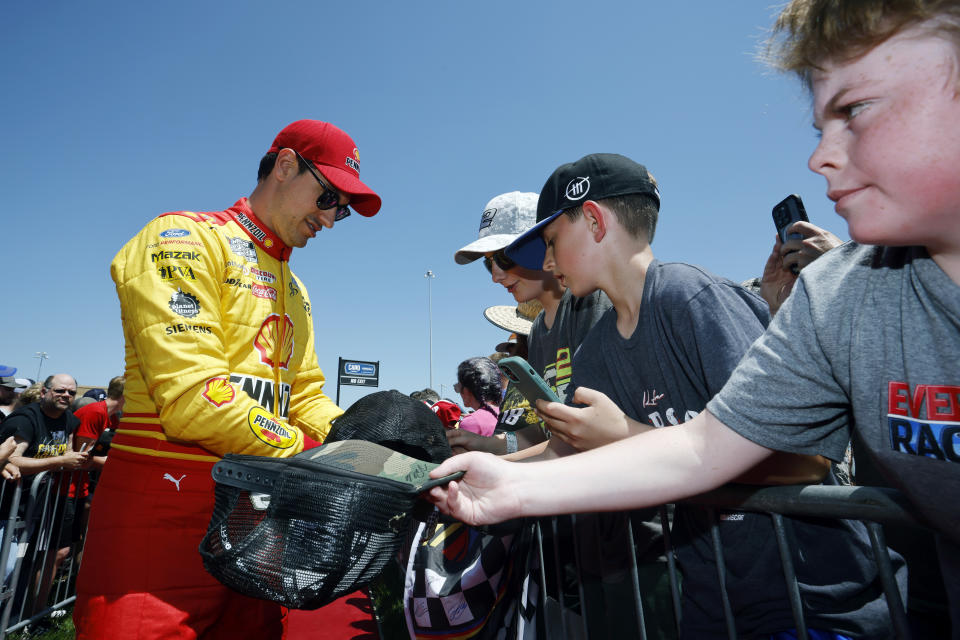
[73,449,286,639]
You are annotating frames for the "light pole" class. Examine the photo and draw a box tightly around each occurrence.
[425,270,436,389]
[34,351,48,381]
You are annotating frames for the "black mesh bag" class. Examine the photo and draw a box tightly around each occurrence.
[325,389,452,464]
[199,439,460,609]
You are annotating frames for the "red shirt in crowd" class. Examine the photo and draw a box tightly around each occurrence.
[69,401,119,498]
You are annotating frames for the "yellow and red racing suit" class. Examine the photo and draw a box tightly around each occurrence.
[75,198,343,639]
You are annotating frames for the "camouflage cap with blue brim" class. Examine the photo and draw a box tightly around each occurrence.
[293,440,459,492]
[212,439,461,495]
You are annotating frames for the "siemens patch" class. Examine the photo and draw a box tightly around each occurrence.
[165,323,212,335]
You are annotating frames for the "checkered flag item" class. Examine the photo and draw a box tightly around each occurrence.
[404,510,541,640]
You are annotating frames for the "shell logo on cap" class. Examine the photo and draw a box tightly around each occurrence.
[202,377,236,407]
[247,406,297,449]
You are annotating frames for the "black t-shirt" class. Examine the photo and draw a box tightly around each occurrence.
[1,403,78,459]
[0,403,77,514]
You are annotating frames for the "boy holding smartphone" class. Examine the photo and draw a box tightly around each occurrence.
[431,0,960,635]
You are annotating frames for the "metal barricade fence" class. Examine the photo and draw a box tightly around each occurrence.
[0,472,929,639]
[529,484,924,640]
[0,468,91,638]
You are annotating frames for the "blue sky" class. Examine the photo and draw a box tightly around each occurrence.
[1,2,845,408]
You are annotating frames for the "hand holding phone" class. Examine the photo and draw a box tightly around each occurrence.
[773,194,809,243]
[498,356,559,406]
[772,194,810,274]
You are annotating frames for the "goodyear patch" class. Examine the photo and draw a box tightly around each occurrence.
[248,406,297,449]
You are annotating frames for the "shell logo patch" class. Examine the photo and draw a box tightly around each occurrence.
[254,313,294,369]
[202,377,236,407]
[248,407,297,449]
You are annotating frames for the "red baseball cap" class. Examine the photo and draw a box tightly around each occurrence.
[268,120,382,217]
[430,400,462,429]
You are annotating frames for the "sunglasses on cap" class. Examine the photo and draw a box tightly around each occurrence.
[483,250,517,274]
[291,150,351,221]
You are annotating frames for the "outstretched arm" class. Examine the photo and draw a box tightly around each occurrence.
[427,409,773,526]
[532,387,828,481]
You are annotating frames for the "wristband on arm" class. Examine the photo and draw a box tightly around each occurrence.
[504,431,518,454]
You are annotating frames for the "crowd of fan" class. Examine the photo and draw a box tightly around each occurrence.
[405,148,950,636]
[0,374,123,635]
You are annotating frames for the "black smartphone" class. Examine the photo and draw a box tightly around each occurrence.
[498,356,559,406]
[772,194,809,244]
[773,194,810,275]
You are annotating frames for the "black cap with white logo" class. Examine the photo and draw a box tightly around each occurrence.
[505,153,660,270]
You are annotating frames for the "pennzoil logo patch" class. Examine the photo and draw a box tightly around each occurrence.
[202,377,236,407]
[345,147,360,172]
[247,407,297,449]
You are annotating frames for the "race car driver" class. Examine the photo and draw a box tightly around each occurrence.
[73,120,381,639]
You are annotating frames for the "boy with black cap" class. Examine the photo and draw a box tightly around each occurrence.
[496,154,900,638]
[505,153,776,461]
[75,120,381,639]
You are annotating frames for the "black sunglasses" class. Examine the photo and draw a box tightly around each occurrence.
[292,150,351,221]
[483,250,517,274]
